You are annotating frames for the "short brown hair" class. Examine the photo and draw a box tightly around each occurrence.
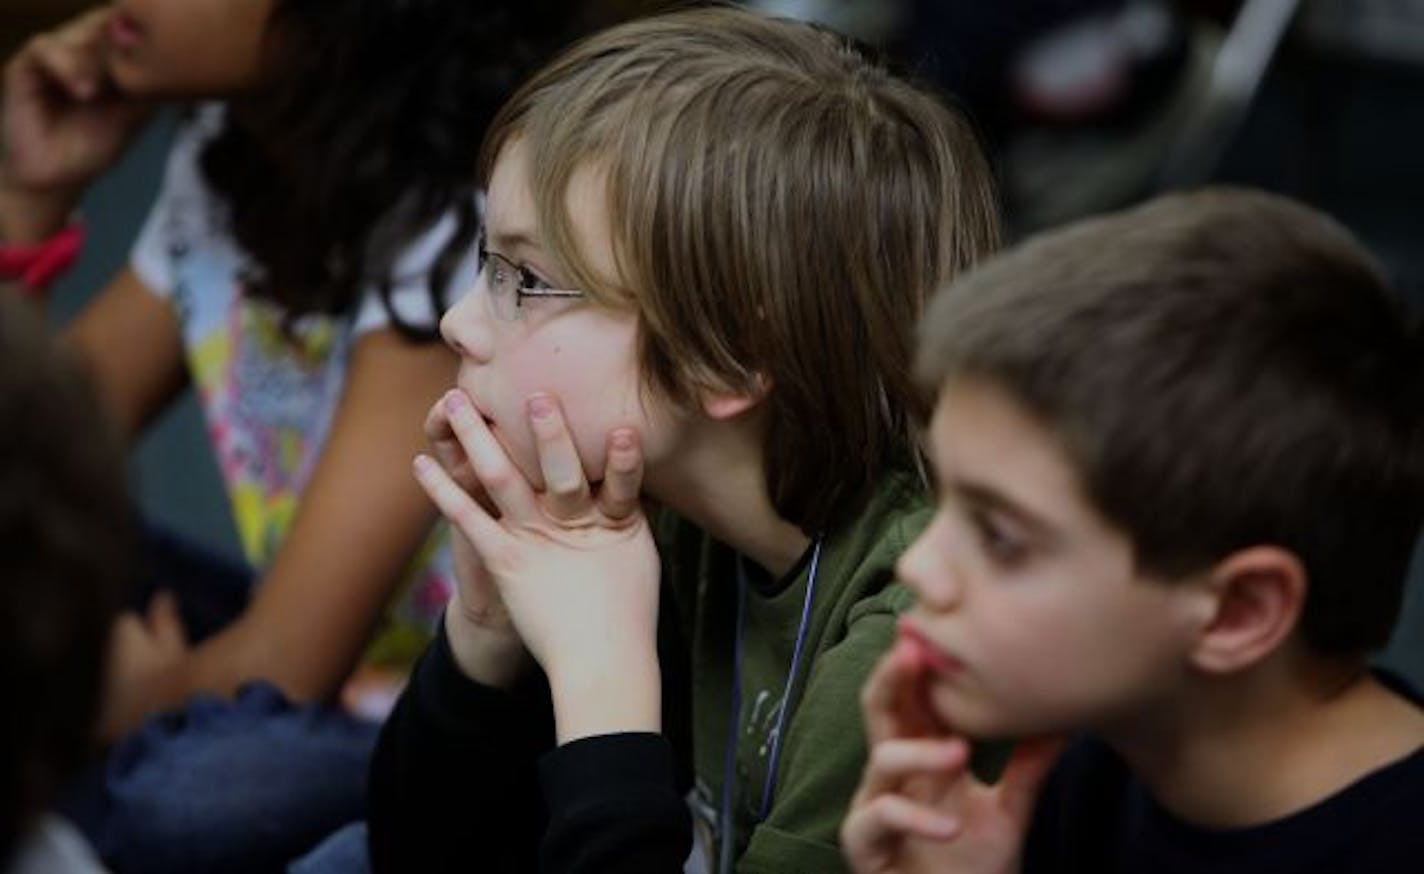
[480,5,1000,532]
[0,297,131,858]
[917,188,1424,655]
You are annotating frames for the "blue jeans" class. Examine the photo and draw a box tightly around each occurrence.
[289,821,370,874]
[59,527,382,874]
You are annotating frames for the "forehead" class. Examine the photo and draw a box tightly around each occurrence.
[483,140,540,249]
[929,378,1100,524]
[483,140,621,287]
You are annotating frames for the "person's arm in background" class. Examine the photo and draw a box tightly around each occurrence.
[0,8,184,432]
[98,329,457,737]
[3,10,466,739]
[0,8,150,282]
[13,257,455,743]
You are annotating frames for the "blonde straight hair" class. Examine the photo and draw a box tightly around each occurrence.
[480,5,1000,532]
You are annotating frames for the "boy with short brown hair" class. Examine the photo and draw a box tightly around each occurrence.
[844,187,1424,873]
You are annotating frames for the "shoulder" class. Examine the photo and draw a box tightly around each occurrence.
[1339,744,1424,870]
[832,466,933,570]
[819,467,932,615]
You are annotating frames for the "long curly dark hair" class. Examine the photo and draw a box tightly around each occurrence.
[200,0,592,338]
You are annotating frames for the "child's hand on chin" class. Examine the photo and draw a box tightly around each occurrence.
[841,633,1066,874]
[414,389,662,743]
[1,9,151,242]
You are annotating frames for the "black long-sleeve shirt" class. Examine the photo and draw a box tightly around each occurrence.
[368,620,692,873]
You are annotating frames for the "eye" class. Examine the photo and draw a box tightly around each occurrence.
[517,265,555,293]
[971,509,1028,567]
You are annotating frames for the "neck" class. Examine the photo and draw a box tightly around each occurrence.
[1105,655,1424,829]
[647,415,810,577]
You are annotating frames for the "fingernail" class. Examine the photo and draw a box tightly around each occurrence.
[412,454,433,474]
[610,429,635,451]
[930,815,960,839]
[443,390,467,414]
[527,394,554,420]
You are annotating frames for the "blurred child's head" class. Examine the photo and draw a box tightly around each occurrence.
[898,188,1423,738]
[107,0,581,98]
[443,6,999,532]
[108,0,591,331]
[104,0,276,96]
[0,298,131,860]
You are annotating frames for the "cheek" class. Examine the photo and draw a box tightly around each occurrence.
[500,329,645,481]
[957,592,1184,734]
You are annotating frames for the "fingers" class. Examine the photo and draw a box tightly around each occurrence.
[599,429,643,521]
[842,792,960,866]
[859,737,970,799]
[440,389,538,521]
[861,636,932,744]
[526,394,593,522]
[422,397,458,461]
[424,398,488,503]
[19,13,108,102]
[146,590,188,648]
[860,641,907,745]
[414,453,508,562]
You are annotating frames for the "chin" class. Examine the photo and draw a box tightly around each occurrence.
[927,680,1044,740]
[106,59,191,100]
[104,55,149,95]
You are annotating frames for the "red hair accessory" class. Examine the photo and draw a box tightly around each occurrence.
[0,222,86,294]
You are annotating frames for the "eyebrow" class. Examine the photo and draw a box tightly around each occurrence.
[487,228,541,255]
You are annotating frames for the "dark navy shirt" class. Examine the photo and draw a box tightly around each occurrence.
[1022,672,1424,873]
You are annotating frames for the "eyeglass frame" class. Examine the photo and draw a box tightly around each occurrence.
[475,231,584,322]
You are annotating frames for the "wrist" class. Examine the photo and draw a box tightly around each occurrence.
[443,606,530,689]
[0,181,80,245]
[548,648,661,745]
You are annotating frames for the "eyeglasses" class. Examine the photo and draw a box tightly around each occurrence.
[476,232,584,322]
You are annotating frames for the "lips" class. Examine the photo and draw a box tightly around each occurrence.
[896,617,967,677]
[108,9,146,51]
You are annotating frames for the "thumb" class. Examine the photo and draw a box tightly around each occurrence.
[146,590,188,647]
[996,735,1067,826]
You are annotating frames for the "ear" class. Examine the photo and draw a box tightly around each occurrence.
[1189,546,1307,675]
[699,373,771,421]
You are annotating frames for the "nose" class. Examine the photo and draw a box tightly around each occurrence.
[440,274,494,362]
[896,514,963,611]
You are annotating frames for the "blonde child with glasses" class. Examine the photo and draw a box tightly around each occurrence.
[370,6,1002,872]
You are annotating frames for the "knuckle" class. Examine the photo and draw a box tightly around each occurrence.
[548,473,584,499]
[478,465,516,495]
[868,742,897,773]
[484,540,522,576]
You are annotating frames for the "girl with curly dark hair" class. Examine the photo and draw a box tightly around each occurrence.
[0,2,592,870]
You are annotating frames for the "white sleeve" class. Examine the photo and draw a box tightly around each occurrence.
[352,203,480,337]
[129,106,227,299]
